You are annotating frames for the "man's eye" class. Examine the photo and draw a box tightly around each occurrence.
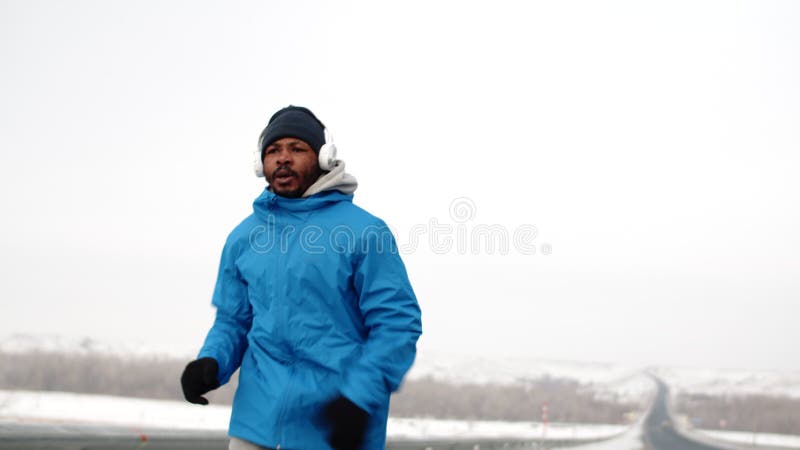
[266,148,277,154]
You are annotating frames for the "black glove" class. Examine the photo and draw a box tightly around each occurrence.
[180,357,220,405]
[324,395,369,450]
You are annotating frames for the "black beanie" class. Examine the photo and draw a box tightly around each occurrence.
[259,106,325,158]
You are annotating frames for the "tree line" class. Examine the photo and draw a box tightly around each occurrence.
[1,350,640,424]
[675,392,800,435]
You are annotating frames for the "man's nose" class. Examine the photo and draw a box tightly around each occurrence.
[276,148,292,164]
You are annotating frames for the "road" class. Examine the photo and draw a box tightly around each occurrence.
[643,378,730,450]
[0,424,227,450]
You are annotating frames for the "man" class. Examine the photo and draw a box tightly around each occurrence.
[181,106,422,450]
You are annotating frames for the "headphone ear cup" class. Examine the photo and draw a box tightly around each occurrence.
[318,143,337,171]
[254,150,265,177]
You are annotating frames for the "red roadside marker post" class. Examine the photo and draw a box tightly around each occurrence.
[541,401,549,450]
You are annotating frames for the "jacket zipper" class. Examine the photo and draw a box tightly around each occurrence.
[274,361,296,450]
[272,198,292,450]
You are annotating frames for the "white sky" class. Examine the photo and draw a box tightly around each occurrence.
[1,0,798,371]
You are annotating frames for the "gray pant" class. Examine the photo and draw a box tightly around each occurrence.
[228,437,274,450]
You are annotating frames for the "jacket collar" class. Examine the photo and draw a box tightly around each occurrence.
[253,188,353,215]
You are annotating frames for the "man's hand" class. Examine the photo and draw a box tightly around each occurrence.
[324,395,369,450]
[180,357,220,405]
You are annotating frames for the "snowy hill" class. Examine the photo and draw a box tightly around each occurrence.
[407,349,654,403]
[652,366,800,399]
[0,333,195,360]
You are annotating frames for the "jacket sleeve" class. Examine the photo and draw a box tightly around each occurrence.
[339,221,423,414]
[197,234,253,385]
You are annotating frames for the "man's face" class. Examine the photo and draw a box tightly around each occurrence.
[263,137,322,198]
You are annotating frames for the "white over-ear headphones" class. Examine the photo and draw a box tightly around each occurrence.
[253,127,338,177]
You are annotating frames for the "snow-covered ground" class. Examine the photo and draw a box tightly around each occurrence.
[697,429,800,449]
[5,334,800,449]
[389,418,627,441]
[7,390,800,449]
[0,390,629,443]
[553,417,644,450]
[0,390,229,431]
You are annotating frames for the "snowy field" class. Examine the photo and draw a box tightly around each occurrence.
[4,335,800,449]
[7,390,800,449]
[697,429,800,449]
[0,390,628,443]
[552,417,644,450]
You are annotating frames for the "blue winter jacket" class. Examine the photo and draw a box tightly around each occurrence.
[198,187,422,450]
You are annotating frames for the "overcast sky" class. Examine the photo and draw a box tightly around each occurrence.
[1,0,798,371]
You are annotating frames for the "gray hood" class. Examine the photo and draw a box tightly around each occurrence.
[302,159,358,197]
